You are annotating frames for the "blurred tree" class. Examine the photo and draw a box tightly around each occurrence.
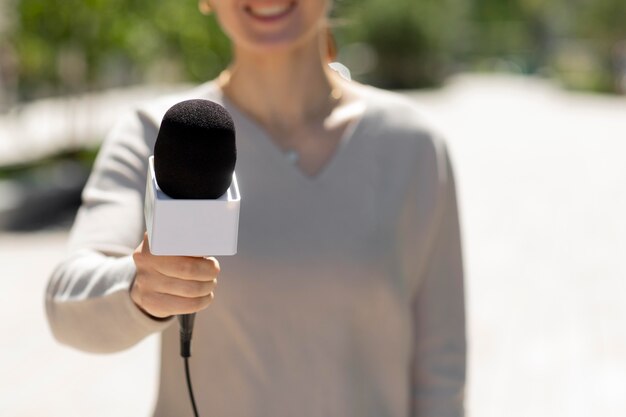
[468,0,626,92]
[8,0,626,97]
[336,0,470,88]
[467,0,563,74]
[0,0,18,111]
[564,0,626,91]
[13,0,230,100]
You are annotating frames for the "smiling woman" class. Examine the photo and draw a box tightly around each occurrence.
[207,0,328,53]
[243,2,297,20]
[45,0,467,416]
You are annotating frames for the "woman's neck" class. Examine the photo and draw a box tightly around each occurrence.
[218,32,342,132]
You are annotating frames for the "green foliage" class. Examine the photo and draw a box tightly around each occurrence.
[336,0,469,88]
[335,0,625,92]
[13,0,230,100]
[562,0,626,92]
[8,0,626,97]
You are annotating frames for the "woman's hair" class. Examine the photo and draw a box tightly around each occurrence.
[326,27,337,62]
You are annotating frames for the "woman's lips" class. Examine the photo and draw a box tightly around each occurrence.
[244,1,297,22]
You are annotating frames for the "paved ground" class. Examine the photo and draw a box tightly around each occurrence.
[0,230,160,417]
[1,75,625,416]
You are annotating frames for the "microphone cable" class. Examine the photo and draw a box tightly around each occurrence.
[179,313,200,417]
[184,356,200,417]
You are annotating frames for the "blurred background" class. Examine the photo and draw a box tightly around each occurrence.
[1,0,625,415]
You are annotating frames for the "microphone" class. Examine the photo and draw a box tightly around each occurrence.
[144,99,240,358]
[154,99,236,199]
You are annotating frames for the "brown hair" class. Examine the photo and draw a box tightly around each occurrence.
[326,26,337,62]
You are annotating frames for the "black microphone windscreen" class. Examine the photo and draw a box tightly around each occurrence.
[154,99,236,199]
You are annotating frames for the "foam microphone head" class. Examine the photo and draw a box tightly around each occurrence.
[154,99,236,199]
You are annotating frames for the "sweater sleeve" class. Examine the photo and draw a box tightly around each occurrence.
[45,110,174,353]
[411,145,467,417]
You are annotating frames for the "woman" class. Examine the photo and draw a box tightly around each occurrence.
[46,0,466,416]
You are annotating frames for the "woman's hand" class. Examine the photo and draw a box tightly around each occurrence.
[130,234,220,319]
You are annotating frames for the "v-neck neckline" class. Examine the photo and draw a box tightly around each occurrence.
[214,84,370,183]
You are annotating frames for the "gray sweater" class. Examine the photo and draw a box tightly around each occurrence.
[46,80,466,417]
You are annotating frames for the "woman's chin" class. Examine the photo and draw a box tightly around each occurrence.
[237,29,318,56]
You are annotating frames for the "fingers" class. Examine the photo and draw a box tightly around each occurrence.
[138,238,220,281]
[152,256,220,281]
[131,234,222,318]
[149,272,217,298]
[136,237,220,281]
[131,267,218,318]
[134,290,215,318]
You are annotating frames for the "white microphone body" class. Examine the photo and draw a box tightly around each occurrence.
[144,156,241,257]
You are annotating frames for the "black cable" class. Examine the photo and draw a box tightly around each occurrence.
[179,314,198,415]
[184,356,200,417]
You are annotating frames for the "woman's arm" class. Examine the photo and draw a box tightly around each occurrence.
[411,146,467,417]
[46,250,173,353]
[45,111,174,353]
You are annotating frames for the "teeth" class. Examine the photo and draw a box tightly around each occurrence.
[249,4,290,17]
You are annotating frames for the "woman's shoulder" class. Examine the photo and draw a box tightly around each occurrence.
[349,81,448,159]
[104,81,223,151]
